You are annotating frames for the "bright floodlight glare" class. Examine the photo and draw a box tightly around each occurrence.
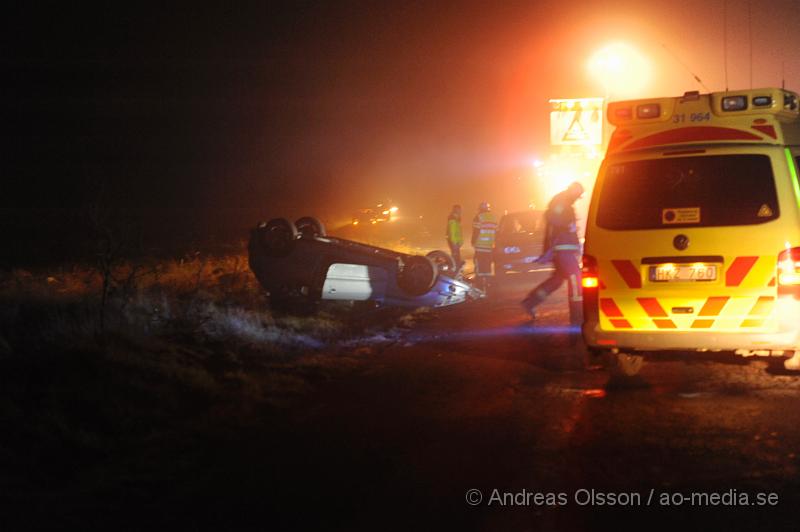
[588,42,651,99]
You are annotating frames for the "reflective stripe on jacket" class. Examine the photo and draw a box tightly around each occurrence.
[472,211,497,251]
[447,215,463,245]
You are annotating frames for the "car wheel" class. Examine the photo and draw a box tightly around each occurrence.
[426,250,456,277]
[295,216,326,239]
[258,218,298,257]
[397,256,437,296]
[605,351,644,377]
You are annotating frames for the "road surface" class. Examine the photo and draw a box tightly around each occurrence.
[242,271,800,531]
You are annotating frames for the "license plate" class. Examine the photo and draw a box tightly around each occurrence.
[649,263,717,282]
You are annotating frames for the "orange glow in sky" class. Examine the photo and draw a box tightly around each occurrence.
[587,42,653,99]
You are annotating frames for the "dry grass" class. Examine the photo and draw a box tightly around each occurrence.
[0,250,422,509]
[0,221,439,526]
[0,251,414,353]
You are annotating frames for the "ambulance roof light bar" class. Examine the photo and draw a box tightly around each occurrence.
[608,88,800,126]
[719,91,797,112]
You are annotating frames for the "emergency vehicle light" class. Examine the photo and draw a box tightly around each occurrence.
[753,96,772,107]
[722,95,748,111]
[614,107,633,120]
[581,254,599,288]
[778,247,800,285]
[785,93,798,111]
[636,103,661,119]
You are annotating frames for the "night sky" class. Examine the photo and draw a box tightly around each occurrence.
[5,1,800,224]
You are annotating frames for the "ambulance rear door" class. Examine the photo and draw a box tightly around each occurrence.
[589,146,792,336]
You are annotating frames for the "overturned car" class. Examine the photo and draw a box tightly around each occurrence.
[249,216,480,309]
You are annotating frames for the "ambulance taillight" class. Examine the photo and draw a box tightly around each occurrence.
[581,254,598,288]
[581,255,599,288]
[778,247,800,287]
[581,254,599,321]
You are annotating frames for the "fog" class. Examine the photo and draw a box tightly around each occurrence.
[5,0,800,251]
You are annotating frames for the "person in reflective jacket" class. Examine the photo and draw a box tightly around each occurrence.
[446,204,464,272]
[521,181,584,323]
[472,201,497,292]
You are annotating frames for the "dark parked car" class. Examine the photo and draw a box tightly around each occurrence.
[494,209,546,274]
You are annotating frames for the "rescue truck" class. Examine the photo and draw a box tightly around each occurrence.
[582,87,800,376]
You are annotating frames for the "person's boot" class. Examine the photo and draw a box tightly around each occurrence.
[520,297,536,319]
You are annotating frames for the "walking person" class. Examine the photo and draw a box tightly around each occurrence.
[446,204,464,272]
[471,201,497,292]
[521,181,584,324]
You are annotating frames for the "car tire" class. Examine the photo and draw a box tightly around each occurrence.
[605,351,644,377]
[397,255,437,296]
[426,250,456,277]
[258,218,298,257]
[295,216,326,239]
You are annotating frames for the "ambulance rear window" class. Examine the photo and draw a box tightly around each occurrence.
[597,154,779,230]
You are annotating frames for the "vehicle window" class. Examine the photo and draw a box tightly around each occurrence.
[596,154,779,230]
[500,212,540,235]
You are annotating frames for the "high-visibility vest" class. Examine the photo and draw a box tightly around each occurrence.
[472,211,497,251]
[447,214,463,245]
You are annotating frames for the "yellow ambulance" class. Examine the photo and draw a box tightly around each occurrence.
[582,87,800,375]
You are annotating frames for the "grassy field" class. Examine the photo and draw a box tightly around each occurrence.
[0,250,423,528]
